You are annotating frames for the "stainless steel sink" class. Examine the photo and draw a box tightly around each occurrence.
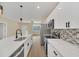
[14,37,26,41]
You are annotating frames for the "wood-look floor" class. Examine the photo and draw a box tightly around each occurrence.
[27,36,46,57]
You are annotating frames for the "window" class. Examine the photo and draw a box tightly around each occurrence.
[32,22,41,32]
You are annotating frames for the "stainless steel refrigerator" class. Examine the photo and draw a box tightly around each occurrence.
[40,24,51,46]
[40,19,54,46]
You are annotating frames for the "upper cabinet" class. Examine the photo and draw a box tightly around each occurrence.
[47,2,79,29]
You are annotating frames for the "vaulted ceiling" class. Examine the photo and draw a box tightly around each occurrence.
[0,2,58,21]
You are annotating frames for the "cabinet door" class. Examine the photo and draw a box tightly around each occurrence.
[48,2,79,29]
[70,3,79,28]
[28,37,32,51]
[53,50,63,57]
[61,3,72,29]
[24,36,32,57]
[48,3,66,29]
[48,43,55,57]
[24,39,32,57]
[54,3,79,29]
[48,43,62,57]
[24,40,29,57]
[29,36,32,47]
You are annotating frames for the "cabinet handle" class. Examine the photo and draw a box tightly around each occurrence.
[27,43,29,46]
[53,51,57,56]
[68,22,70,27]
[66,22,68,28]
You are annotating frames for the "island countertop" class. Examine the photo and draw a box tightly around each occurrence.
[48,39,79,57]
[0,34,32,57]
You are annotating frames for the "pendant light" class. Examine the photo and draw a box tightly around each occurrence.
[20,4,23,21]
[19,4,23,29]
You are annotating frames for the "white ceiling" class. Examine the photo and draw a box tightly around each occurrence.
[0,2,58,21]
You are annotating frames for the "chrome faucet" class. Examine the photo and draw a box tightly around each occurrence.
[16,29,22,39]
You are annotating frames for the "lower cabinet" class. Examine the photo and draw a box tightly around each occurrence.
[24,37,32,57]
[10,44,24,57]
[10,36,32,57]
[48,43,62,57]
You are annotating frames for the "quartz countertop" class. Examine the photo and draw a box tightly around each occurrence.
[0,34,32,57]
[48,39,79,57]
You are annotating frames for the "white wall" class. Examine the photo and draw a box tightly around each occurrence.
[0,15,19,37]
[46,2,79,28]
[0,23,3,39]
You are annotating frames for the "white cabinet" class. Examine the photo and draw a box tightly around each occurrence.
[24,39,29,57]
[47,2,79,29]
[47,3,67,29]
[24,36,32,57]
[48,42,62,57]
[53,3,72,29]
[70,3,79,28]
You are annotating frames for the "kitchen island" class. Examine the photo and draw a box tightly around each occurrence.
[0,34,32,57]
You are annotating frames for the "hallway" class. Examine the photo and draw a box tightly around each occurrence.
[28,36,46,57]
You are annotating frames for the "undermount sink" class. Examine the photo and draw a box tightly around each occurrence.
[14,37,26,41]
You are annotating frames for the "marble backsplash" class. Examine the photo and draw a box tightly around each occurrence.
[51,29,79,41]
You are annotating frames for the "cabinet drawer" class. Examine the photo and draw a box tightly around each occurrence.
[52,50,62,57]
[48,44,55,57]
[48,48,62,57]
[48,44,62,57]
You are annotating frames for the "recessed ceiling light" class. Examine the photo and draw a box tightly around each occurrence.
[37,5,40,9]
